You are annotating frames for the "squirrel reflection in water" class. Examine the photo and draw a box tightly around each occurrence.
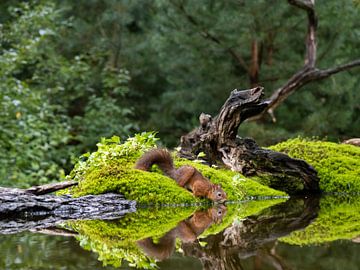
[137,205,227,261]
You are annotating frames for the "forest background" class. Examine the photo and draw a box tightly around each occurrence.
[0,0,359,187]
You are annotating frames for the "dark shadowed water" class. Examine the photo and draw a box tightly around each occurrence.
[1,196,359,270]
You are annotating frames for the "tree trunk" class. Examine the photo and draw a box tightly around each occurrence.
[179,86,319,194]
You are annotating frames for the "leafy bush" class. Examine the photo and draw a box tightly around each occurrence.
[0,2,136,187]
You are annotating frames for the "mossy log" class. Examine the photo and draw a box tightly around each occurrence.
[179,86,320,194]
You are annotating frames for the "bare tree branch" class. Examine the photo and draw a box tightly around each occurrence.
[250,0,360,121]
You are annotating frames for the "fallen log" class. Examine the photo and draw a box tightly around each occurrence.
[179,86,320,194]
[0,185,136,234]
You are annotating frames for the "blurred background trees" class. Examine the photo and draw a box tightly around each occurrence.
[0,0,359,186]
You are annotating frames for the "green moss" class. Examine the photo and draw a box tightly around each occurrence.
[64,133,195,205]
[280,196,360,245]
[68,206,196,268]
[269,138,360,193]
[63,133,286,205]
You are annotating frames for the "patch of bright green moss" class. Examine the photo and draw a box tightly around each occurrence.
[280,196,360,245]
[64,133,195,205]
[68,206,196,269]
[269,138,360,193]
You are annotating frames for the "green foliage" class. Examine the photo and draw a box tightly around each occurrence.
[68,206,196,269]
[269,138,360,193]
[0,1,136,187]
[280,196,360,245]
[0,2,71,187]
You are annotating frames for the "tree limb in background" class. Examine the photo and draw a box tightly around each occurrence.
[253,0,360,121]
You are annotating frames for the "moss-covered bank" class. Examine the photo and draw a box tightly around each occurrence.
[64,133,285,205]
[280,196,360,245]
[270,138,360,193]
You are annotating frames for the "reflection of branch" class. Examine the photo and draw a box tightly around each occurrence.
[170,1,249,72]
[30,227,79,237]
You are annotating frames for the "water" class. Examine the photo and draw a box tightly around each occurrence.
[1,196,359,270]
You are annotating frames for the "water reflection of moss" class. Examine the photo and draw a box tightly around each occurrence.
[280,196,360,245]
[69,206,196,268]
[200,198,287,237]
[270,138,360,193]
[69,199,287,269]
[64,133,286,205]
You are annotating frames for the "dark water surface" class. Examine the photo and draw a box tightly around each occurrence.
[1,196,359,270]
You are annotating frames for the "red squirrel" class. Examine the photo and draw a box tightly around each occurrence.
[135,149,227,202]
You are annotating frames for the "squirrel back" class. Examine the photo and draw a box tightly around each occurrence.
[135,149,176,179]
[135,148,227,202]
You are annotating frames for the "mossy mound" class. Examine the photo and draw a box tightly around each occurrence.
[64,133,286,205]
[280,196,360,245]
[270,138,360,193]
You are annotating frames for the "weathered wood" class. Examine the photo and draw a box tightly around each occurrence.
[25,180,78,195]
[0,187,136,234]
[179,87,320,194]
[343,138,360,147]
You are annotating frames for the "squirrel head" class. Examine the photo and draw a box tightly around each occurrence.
[208,184,227,202]
[208,205,227,223]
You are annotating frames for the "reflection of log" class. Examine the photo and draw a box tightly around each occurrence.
[179,87,319,194]
[181,197,320,270]
[0,187,136,234]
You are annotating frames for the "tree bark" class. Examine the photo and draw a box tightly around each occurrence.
[0,186,136,234]
[179,86,319,194]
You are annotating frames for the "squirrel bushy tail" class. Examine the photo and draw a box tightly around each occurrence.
[135,149,176,178]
